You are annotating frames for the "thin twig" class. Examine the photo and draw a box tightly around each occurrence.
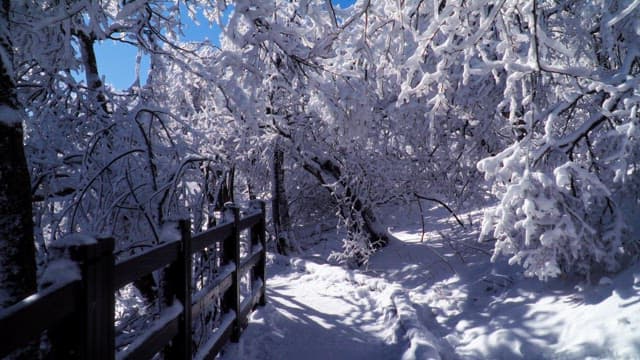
[417,199,426,242]
[414,192,464,228]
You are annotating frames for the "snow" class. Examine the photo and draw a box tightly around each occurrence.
[160,222,182,243]
[606,0,640,27]
[7,1,640,357]
[221,268,403,359]
[194,310,237,360]
[116,301,184,360]
[219,206,640,360]
[56,233,98,246]
[39,258,81,290]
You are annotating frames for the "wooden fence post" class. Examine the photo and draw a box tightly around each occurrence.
[250,200,267,306]
[222,203,241,342]
[59,237,115,360]
[163,220,193,359]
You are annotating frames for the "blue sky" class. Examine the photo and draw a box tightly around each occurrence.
[95,4,216,89]
[96,0,356,89]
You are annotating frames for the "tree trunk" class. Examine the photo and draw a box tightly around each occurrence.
[78,31,110,114]
[224,167,235,204]
[215,167,235,210]
[344,186,389,249]
[0,124,38,307]
[0,0,38,308]
[272,141,295,255]
[204,164,218,228]
[302,156,389,250]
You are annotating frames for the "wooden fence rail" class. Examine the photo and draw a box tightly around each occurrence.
[0,201,267,359]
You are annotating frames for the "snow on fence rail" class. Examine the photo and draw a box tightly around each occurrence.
[0,201,267,360]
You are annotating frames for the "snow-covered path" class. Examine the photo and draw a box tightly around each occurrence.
[220,236,455,359]
[222,258,401,359]
[221,207,640,360]
[221,209,456,360]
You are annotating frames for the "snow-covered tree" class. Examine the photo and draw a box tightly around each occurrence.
[0,0,37,308]
[6,0,229,258]
[466,0,640,280]
[162,0,497,264]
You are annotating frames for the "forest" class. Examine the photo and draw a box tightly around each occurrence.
[1,0,640,359]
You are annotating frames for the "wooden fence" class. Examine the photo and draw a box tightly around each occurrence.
[0,201,267,359]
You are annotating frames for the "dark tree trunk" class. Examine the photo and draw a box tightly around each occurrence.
[0,123,38,307]
[215,167,235,210]
[223,167,235,205]
[272,141,295,255]
[302,157,389,250]
[344,186,389,249]
[204,164,218,227]
[0,0,38,308]
[78,31,110,114]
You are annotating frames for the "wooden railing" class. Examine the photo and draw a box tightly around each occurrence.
[0,201,267,359]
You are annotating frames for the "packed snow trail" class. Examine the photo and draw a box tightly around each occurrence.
[221,206,640,359]
[220,247,449,359]
[221,260,399,359]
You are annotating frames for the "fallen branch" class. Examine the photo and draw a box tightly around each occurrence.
[414,193,465,228]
